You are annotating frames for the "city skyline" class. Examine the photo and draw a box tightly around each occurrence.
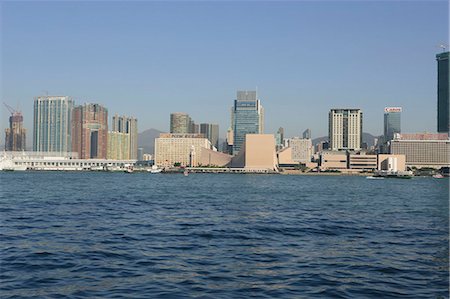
[1,1,448,140]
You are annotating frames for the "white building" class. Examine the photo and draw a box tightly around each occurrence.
[329,109,363,151]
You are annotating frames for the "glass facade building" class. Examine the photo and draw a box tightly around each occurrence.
[437,52,449,133]
[33,96,74,153]
[232,91,264,155]
[383,107,401,142]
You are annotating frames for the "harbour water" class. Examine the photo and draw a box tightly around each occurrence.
[0,172,448,298]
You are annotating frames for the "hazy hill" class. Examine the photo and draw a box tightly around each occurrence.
[312,132,379,148]
[138,128,164,154]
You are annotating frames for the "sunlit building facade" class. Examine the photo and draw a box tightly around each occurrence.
[33,95,74,153]
[329,108,362,151]
[72,103,108,159]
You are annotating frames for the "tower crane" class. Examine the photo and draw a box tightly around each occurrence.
[3,102,21,117]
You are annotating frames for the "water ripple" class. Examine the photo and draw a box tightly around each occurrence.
[0,173,448,298]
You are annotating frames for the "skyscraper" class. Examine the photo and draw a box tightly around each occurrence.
[72,103,108,159]
[437,51,449,133]
[33,95,74,153]
[232,91,264,154]
[329,108,363,151]
[4,109,26,151]
[111,114,138,160]
[383,107,401,142]
[170,112,194,134]
[200,123,219,149]
[302,128,311,139]
[275,127,284,149]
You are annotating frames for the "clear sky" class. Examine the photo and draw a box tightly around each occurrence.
[1,0,448,141]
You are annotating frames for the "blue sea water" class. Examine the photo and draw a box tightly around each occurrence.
[0,172,448,298]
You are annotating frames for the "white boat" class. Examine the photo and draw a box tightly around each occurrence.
[366,176,384,180]
[124,165,134,173]
[147,165,162,173]
[374,170,413,179]
[432,174,445,179]
[183,169,189,176]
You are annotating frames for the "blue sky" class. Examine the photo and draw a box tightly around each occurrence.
[1,0,448,140]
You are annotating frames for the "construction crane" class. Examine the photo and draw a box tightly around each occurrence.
[3,102,20,115]
[3,102,22,117]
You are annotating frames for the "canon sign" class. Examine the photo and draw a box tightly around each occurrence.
[384,107,402,113]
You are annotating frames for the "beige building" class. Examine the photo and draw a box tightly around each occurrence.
[277,147,295,165]
[348,153,377,170]
[111,114,138,160]
[378,154,406,171]
[154,133,211,167]
[329,109,362,151]
[142,154,153,161]
[390,133,450,168]
[289,138,313,163]
[107,131,130,160]
[199,148,232,167]
[319,151,347,170]
[231,134,277,171]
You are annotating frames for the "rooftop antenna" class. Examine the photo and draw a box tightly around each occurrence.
[438,44,448,52]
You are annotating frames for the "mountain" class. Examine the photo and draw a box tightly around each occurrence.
[312,132,380,148]
[138,128,164,154]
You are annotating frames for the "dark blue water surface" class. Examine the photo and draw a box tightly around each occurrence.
[0,172,448,298]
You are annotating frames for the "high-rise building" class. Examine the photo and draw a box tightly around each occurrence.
[329,108,363,151]
[232,91,264,155]
[72,103,108,159]
[111,114,138,160]
[275,127,284,150]
[200,123,219,149]
[384,107,402,142]
[302,128,311,139]
[4,109,26,151]
[107,131,130,160]
[33,95,74,153]
[437,51,449,133]
[170,112,194,134]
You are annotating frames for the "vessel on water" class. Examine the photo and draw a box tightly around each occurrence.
[147,165,162,173]
[124,165,134,173]
[432,173,445,179]
[366,176,384,180]
[373,170,413,179]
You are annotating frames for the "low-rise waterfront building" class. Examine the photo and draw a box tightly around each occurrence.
[199,148,232,167]
[0,151,135,171]
[154,133,211,167]
[390,133,450,168]
[319,151,348,170]
[378,154,406,172]
[348,153,377,171]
